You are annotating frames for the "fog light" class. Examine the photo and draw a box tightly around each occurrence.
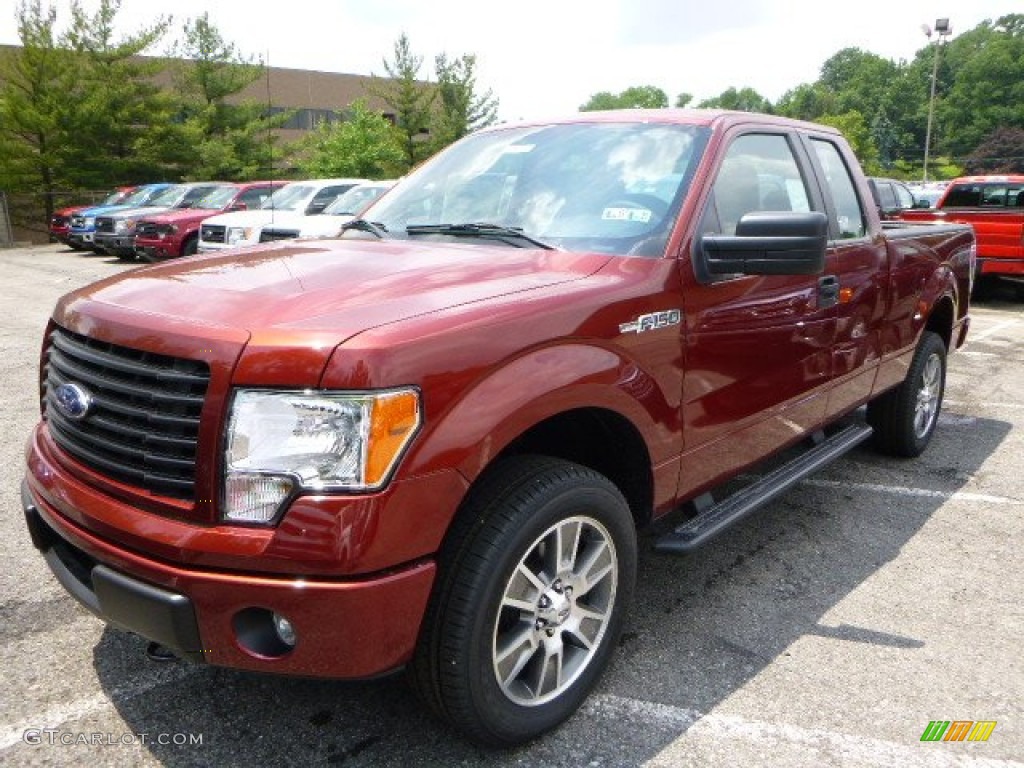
[273,613,296,647]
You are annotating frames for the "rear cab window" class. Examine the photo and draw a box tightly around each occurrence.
[809,139,866,239]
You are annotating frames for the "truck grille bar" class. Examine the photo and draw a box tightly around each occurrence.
[43,326,210,500]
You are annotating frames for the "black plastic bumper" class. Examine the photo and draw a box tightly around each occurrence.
[21,481,205,662]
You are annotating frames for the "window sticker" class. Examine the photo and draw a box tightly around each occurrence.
[602,207,652,223]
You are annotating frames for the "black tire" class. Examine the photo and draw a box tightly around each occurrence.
[182,236,198,257]
[115,251,136,262]
[409,456,636,746]
[867,331,946,457]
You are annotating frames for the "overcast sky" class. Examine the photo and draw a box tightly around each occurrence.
[1,0,1021,121]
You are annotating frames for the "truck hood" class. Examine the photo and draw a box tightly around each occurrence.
[139,207,220,225]
[202,209,307,228]
[59,239,612,341]
[76,202,139,218]
[100,205,172,221]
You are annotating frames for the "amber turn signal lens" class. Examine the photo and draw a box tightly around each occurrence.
[366,389,421,486]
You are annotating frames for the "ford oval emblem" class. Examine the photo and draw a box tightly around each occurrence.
[54,382,94,421]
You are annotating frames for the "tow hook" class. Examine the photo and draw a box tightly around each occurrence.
[145,641,178,662]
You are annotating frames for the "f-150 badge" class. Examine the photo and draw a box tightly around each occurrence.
[619,309,682,334]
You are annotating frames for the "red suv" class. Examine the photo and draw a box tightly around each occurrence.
[134,181,282,261]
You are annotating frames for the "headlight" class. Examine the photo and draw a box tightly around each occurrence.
[83,217,95,227]
[114,219,136,233]
[156,224,177,237]
[226,226,254,245]
[223,388,421,524]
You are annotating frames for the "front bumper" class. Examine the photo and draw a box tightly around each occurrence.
[93,233,136,257]
[135,241,180,261]
[22,477,437,678]
[67,231,95,247]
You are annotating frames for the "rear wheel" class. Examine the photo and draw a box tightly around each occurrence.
[410,456,636,746]
[868,331,946,457]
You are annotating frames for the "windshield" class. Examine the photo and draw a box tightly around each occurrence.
[363,122,709,257]
[260,184,314,211]
[195,185,239,210]
[101,189,129,205]
[122,186,161,206]
[324,184,392,215]
[146,184,188,208]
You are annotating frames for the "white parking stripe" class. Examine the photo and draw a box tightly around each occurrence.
[799,478,1021,505]
[589,694,1022,768]
[967,319,1021,343]
[946,401,1024,410]
[0,665,198,750]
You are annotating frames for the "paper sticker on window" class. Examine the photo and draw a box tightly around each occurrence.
[602,207,652,223]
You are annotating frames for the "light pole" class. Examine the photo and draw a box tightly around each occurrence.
[922,17,951,183]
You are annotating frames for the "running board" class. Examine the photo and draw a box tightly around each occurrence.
[654,423,874,554]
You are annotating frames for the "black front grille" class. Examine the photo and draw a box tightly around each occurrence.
[201,224,225,243]
[52,215,68,227]
[137,222,159,237]
[43,327,210,500]
[95,217,114,234]
[259,229,298,242]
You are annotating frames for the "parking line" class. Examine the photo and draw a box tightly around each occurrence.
[0,664,199,751]
[967,318,1021,343]
[798,478,1021,505]
[589,693,1022,768]
[946,401,1024,410]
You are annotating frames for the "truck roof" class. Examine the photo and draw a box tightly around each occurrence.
[486,108,844,137]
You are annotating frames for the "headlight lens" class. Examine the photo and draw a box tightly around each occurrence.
[83,216,95,227]
[223,388,421,523]
[226,226,254,245]
[114,219,136,233]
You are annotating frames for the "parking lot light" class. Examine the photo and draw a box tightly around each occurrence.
[922,17,952,183]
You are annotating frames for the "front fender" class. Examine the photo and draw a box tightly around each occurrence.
[406,342,678,484]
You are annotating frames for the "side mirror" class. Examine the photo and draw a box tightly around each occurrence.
[306,201,328,215]
[914,199,932,209]
[229,202,247,211]
[700,211,828,277]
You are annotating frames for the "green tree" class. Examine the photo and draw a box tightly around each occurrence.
[372,33,435,169]
[674,92,693,108]
[934,14,1024,158]
[579,85,668,111]
[60,0,172,187]
[297,99,405,178]
[431,52,498,151]
[697,86,771,112]
[0,1,77,220]
[816,111,881,173]
[774,83,835,121]
[963,126,1024,173]
[161,13,288,180]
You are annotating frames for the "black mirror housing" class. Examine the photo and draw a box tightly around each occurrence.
[700,211,828,277]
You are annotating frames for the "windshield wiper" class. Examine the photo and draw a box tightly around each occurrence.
[339,218,390,239]
[406,223,555,250]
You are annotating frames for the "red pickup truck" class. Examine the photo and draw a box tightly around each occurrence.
[22,110,974,746]
[133,181,283,261]
[896,175,1024,294]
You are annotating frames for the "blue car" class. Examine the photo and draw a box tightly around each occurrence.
[66,184,174,251]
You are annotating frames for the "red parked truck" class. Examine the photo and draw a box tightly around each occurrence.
[896,174,1024,294]
[22,110,974,746]
[134,181,283,261]
[49,187,135,248]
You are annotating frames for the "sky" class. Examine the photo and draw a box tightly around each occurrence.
[1,0,1021,122]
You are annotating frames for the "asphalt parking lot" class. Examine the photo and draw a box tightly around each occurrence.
[1,243,1021,767]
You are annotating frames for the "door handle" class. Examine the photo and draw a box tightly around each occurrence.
[818,275,840,308]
